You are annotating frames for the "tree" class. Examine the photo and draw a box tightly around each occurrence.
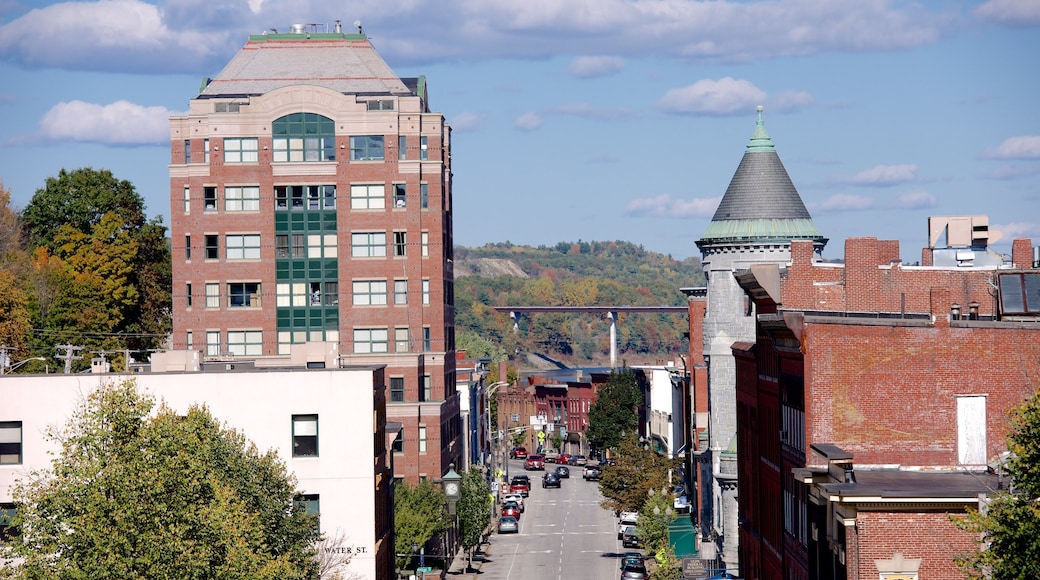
[456,466,492,570]
[586,367,642,452]
[599,432,680,515]
[0,181,24,269]
[955,391,1040,579]
[393,480,450,572]
[0,378,319,579]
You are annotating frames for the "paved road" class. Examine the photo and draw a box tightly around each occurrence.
[464,458,641,580]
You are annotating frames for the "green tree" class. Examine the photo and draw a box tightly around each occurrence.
[0,378,319,579]
[955,391,1040,579]
[599,432,680,515]
[393,480,450,572]
[586,367,641,452]
[456,467,492,571]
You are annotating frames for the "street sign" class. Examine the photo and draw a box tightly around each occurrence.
[417,566,433,573]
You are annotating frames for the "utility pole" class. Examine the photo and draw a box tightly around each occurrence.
[0,345,11,374]
[54,344,84,374]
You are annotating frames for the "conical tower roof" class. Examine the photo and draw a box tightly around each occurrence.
[697,107,826,250]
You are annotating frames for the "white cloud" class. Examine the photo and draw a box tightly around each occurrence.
[981,164,1040,180]
[513,112,544,131]
[36,100,175,145]
[984,135,1040,159]
[657,78,812,116]
[810,194,874,212]
[449,112,487,132]
[894,190,936,209]
[975,0,1040,26]
[569,56,625,78]
[625,194,720,218]
[990,222,1040,243]
[840,164,918,186]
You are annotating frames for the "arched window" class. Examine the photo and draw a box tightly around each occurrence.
[272,113,335,162]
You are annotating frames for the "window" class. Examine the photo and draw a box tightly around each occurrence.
[276,234,306,259]
[353,328,388,354]
[394,280,408,305]
[277,283,310,307]
[420,183,428,209]
[398,135,406,160]
[206,331,220,356]
[322,185,336,209]
[186,331,193,349]
[1,503,16,542]
[353,280,387,306]
[184,139,191,164]
[225,186,260,211]
[295,494,320,532]
[205,283,219,308]
[185,235,191,260]
[228,282,260,307]
[393,184,406,208]
[366,100,394,111]
[421,375,432,402]
[183,187,190,213]
[421,232,429,257]
[350,184,385,210]
[292,415,318,457]
[419,426,427,453]
[394,231,407,257]
[0,422,22,465]
[203,139,210,163]
[395,327,409,352]
[227,330,262,356]
[205,235,218,259]
[204,187,217,210]
[392,428,404,453]
[351,232,386,257]
[390,377,405,403]
[214,102,241,113]
[186,283,192,307]
[423,327,431,352]
[324,282,338,305]
[420,136,428,160]
[308,234,337,258]
[273,113,335,162]
[422,279,430,305]
[224,137,258,163]
[226,234,261,260]
[350,135,384,161]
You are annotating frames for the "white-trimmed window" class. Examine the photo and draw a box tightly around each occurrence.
[227,330,262,356]
[393,184,407,208]
[350,184,385,210]
[292,415,318,457]
[224,137,258,163]
[183,187,190,213]
[205,331,221,356]
[308,234,338,258]
[395,327,409,352]
[349,135,384,161]
[277,283,309,307]
[226,234,261,260]
[353,280,387,306]
[353,328,388,354]
[420,183,428,209]
[394,279,408,305]
[186,331,193,349]
[390,377,405,402]
[0,422,22,465]
[418,425,427,453]
[421,375,432,402]
[398,135,406,160]
[203,139,210,163]
[421,231,429,257]
[228,282,260,308]
[351,232,386,257]
[422,279,430,305]
[205,283,220,308]
[225,186,260,211]
[393,231,407,257]
[420,136,428,160]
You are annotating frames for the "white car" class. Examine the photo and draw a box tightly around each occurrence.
[502,493,525,512]
[617,512,639,539]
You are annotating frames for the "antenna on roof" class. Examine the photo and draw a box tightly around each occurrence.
[354,20,363,34]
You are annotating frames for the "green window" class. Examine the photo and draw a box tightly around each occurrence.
[350,135,385,161]
[273,113,335,162]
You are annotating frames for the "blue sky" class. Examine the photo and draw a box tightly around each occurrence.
[1,0,1037,262]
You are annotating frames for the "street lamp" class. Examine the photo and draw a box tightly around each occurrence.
[484,381,508,479]
[0,356,45,375]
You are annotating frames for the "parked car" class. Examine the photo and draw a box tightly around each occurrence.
[498,515,519,534]
[582,465,601,481]
[554,465,570,478]
[557,453,572,465]
[568,454,588,466]
[502,493,525,512]
[502,502,521,519]
[621,552,644,567]
[544,452,560,464]
[509,446,528,459]
[525,454,545,471]
[509,475,531,497]
[542,472,561,488]
[621,526,641,548]
[620,557,647,579]
[617,512,639,539]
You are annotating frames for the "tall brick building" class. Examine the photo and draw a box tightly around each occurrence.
[694,106,827,569]
[733,234,1039,580]
[168,23,460,483]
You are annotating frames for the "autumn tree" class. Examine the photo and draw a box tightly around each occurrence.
[0,378,319,579]
[586,367,642,452]
[393,480,450,572]
[955,391,1040,579]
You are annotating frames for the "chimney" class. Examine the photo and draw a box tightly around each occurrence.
[1011,238,1034,269]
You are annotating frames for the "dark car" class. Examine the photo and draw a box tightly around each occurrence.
[621,526,641,548]
[509,447,528,459]
[554,465,570,478]
[542,473,561,488]
[620,558,647,579]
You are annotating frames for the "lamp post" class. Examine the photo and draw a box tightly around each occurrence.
[0,356,46,375]
[484,381,508,479]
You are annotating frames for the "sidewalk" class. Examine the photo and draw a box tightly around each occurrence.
[445,539,491,578]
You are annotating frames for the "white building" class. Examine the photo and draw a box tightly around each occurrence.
[634,364,686,458]
[0,354,394,580]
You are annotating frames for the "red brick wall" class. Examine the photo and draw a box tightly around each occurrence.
[853,510,975,580]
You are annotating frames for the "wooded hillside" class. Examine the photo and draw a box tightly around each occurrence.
[454,240,705,367]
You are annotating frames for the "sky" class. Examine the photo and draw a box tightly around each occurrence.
[0,0,1038,262]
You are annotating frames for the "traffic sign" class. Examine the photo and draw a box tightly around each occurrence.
[417,566,433,573]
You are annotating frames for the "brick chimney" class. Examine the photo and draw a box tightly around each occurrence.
[1012,238,1034,269]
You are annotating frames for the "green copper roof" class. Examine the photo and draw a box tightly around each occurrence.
[698,107,826,248]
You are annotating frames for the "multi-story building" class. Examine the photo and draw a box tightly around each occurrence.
[694,106,827,569]
[167,22,459,483]
[733,232,1039,580]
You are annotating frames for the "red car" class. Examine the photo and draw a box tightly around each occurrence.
[524,454,545,471]
[501,503,521,519]
[510,446,528,459]
[558,453,572,465]
[509,475,531,497]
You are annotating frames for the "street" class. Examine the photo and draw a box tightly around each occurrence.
[464,458,641,580]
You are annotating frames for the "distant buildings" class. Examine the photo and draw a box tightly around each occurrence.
[166,22,460,485]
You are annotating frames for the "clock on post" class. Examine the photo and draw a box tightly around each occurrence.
[442,462,462,515]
